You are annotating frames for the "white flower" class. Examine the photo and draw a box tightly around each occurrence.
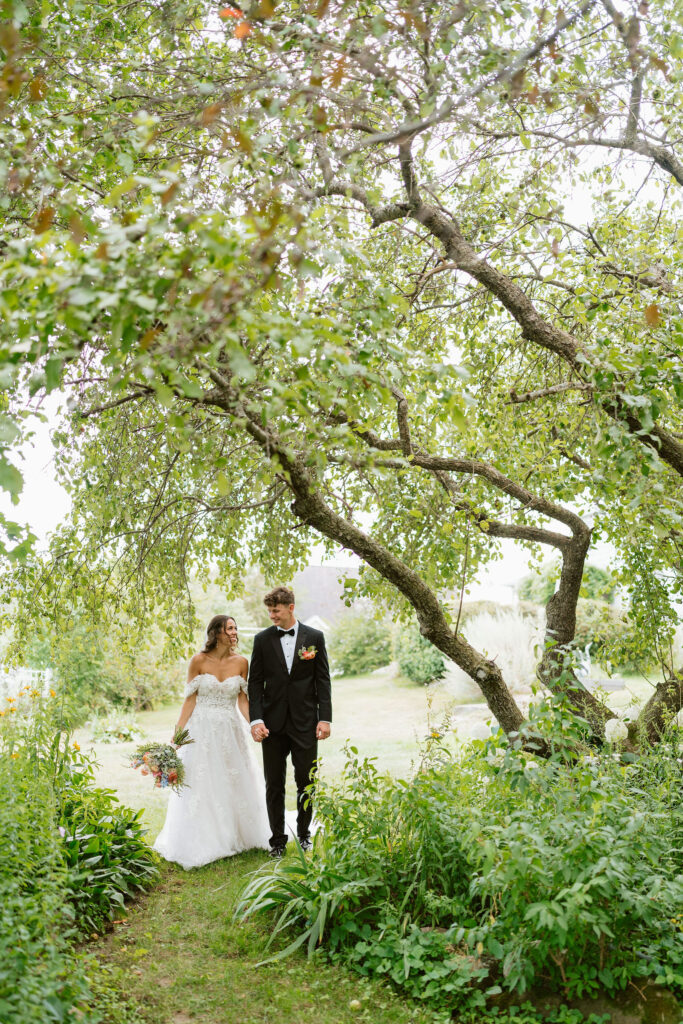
[604,718,628,742]
[468,721,492,742]
[485,750,505,767]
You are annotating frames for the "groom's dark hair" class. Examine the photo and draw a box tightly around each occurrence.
[264,585,295,606]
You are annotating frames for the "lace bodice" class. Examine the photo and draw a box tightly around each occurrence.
[154,671,270,868]
[184,673,247,710]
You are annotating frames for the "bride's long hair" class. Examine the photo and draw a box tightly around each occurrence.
[202,615,237,655]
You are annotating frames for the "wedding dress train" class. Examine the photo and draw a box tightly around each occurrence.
[153,674,270,869]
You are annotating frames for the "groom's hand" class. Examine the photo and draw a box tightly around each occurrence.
[251,723,269,742]
[316,722,331,740]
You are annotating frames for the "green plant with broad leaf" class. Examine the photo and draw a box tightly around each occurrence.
[237,706,683,1015]
[0,680,158,1021]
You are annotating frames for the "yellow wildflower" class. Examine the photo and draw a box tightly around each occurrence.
[73,742,80,751]
[50,689,56,697]
[11,752,19,760]
[0,711,5,717]
[6,697,15,703]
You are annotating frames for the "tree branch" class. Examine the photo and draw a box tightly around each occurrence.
[79,388,153,418]
[508,381,594,405]
[336,0,598,158]
[392,386,413,455]
[206,385,528,737]
[624,67,644,145]
[634,674,683,744]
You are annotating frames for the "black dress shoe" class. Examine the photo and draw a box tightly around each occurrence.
[269,846,286,859]
[298,836,313,852]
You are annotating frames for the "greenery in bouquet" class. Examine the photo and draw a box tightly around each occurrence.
[130,727,193,792]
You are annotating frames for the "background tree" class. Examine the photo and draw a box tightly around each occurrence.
[329,607,393,677]
[1,0,683,745]
[519,564,616,605]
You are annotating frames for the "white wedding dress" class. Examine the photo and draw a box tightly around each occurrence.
[153,674,270,869]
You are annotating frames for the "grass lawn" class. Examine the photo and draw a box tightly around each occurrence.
[94,854,434,1024]
[75,671,458,839]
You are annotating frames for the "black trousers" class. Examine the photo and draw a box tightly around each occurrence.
[261,730,317,849]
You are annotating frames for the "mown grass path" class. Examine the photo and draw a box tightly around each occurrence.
[93,852,433,1024]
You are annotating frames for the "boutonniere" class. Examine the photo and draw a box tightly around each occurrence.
[298,645,317,661]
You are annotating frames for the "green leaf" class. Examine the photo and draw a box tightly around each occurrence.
[0,415,20,444]
[0,458,23,496]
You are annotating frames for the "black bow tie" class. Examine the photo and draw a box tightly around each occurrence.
[277,628,295,637]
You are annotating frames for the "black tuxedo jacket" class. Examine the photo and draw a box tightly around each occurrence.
[248,623,332,744]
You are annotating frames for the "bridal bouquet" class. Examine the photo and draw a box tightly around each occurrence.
[130,727,194,793]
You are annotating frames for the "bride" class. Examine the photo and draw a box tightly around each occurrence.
[153,614,270,869]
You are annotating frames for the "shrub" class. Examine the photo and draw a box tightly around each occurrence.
[394,628,445,684]
[26,618,183,723]
[0,683,158,1021]
[0,741,94,1024]
[237,703,683,1016]
[329,609,392,676]
[59,761,159,936]
[88,708,146,744]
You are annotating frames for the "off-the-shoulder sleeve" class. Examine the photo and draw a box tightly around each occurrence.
[240,677,249,695]
[184,676,201,698]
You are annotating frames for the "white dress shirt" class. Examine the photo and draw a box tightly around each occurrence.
[278,619,300,673]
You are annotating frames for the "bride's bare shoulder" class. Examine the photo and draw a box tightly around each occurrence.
[188,652,208,672]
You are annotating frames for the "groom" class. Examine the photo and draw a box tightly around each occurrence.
[248,586,332,857]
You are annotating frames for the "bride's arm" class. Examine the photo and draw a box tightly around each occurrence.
[175,692,198,733]
[174,655,201,734]
[237,690,250,723]
[237,657,250,723]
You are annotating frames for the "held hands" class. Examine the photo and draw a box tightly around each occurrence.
[316,722,331,741]
[251,723,269,743]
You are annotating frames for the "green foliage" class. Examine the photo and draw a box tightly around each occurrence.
[519,565,616,606]
[60,773,158,937]
[329,609,392,676]
[0,735,94,1023]
[239,568,275,629]
[25,617,183,721]
[573,599,629,661]
[394,629,446,685]
[0,684,158,1021]
[457,1009,610,1024]
[238,707,683,1016]
[88,709,145,744]
[0,0,682,745]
